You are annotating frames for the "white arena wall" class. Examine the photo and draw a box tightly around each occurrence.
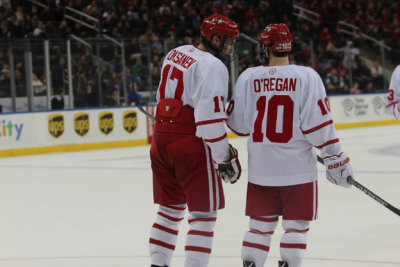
[0,93,399,157]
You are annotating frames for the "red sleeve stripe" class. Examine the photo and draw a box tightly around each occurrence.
[149,238,176,250]
[157,212,184,222]
[314,138,339,149]
[227,124,250,136]
[280,242,307,250]
[242,241,270,252]
[386,102,396,109]
[196,118,227,126]
[185,246,212,254]
[204,133,227,143]
[188,217,217,224]
[188,230,214,237]
[152,223,179,235]
[302,120,334,135]
[386,103,399,119]
[323,152,343,160]
[251,216,279,223]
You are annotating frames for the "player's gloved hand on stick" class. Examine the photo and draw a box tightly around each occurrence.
[324,152,354,188]
[215,144,242,184]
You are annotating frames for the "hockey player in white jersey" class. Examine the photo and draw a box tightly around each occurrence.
[386,65,400,119]
[226,24,355,267]
[148,14,242,267]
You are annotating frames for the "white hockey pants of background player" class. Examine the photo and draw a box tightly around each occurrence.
[149,204,217,267]
[242,216,309,267]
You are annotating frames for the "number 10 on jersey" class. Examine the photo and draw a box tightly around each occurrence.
[251,95,330,144]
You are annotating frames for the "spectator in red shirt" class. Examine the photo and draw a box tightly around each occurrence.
[320,26,334,43]
[245,5,259,22]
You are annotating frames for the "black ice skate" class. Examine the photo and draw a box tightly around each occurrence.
[151,265,168,267]
[278,260,289,267]
[243,260,256,267]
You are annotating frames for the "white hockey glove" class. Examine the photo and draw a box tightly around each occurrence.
[214,144,242,184]
[324,152,354,188]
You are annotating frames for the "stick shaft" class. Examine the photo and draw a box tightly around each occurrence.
[347,177,400,216]
[317,155,400,217]
[131,85,156,122]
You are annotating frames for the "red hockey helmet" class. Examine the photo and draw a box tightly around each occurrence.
[200,14,239,42]
[259,23,293,52]
[257,23,292,64]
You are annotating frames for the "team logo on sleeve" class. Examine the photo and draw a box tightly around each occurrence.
[99,111,114,135]
[48,114,64,138]
[123,110,137,133]
[74,113,89,137]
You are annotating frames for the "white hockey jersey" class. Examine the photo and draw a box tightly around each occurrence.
[227,65,341,186]
[386,65,400,120]
[156,45,230,164]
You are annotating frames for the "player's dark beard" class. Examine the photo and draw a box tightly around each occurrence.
[217,42,236,64]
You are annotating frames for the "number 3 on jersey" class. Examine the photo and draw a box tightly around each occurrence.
[388,89,394,101]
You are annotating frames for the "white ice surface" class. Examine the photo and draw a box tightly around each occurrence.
[1,125,400,267]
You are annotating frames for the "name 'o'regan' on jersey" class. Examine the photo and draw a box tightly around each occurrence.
[386,65,400,120]
[156,45,230,163]
[227,65,341,186]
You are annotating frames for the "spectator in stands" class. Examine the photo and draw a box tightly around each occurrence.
[57,20,70,38]
[112,21,124,37]
[371,60,386,90]
[151,35,163,55]
[343,41,360,69]
[102,6,116,23]
[350,57,370,90]
[337,63,349,84]
[39,6,55,23]
[131,55,145,78]
[350,81,362,94]
[139,27,155,44]
[0,69,10,97]
[106,71,122,97]
[325,67,346,94]
[33,20,44,37]
[0,21,8,38]
[319,56,332,77]
[72,22,87,38]
[46,21,57,38]
[127,37,141,61]
[52,57,67,91]
[32,73,46,95]
[14,69,26,96]
[320,26,334,43]
[23,19,33,37]
[127,81,143,105]
[76,68,93,107]
[51,87,65,110]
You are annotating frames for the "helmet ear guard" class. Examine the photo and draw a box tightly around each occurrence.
[257,40,274,65]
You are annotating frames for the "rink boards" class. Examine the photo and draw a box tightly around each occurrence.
[0,93,399,157]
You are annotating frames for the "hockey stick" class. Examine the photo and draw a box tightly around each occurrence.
[347,177,400,216]
[131,84,156,122]
[317,155,400,217]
